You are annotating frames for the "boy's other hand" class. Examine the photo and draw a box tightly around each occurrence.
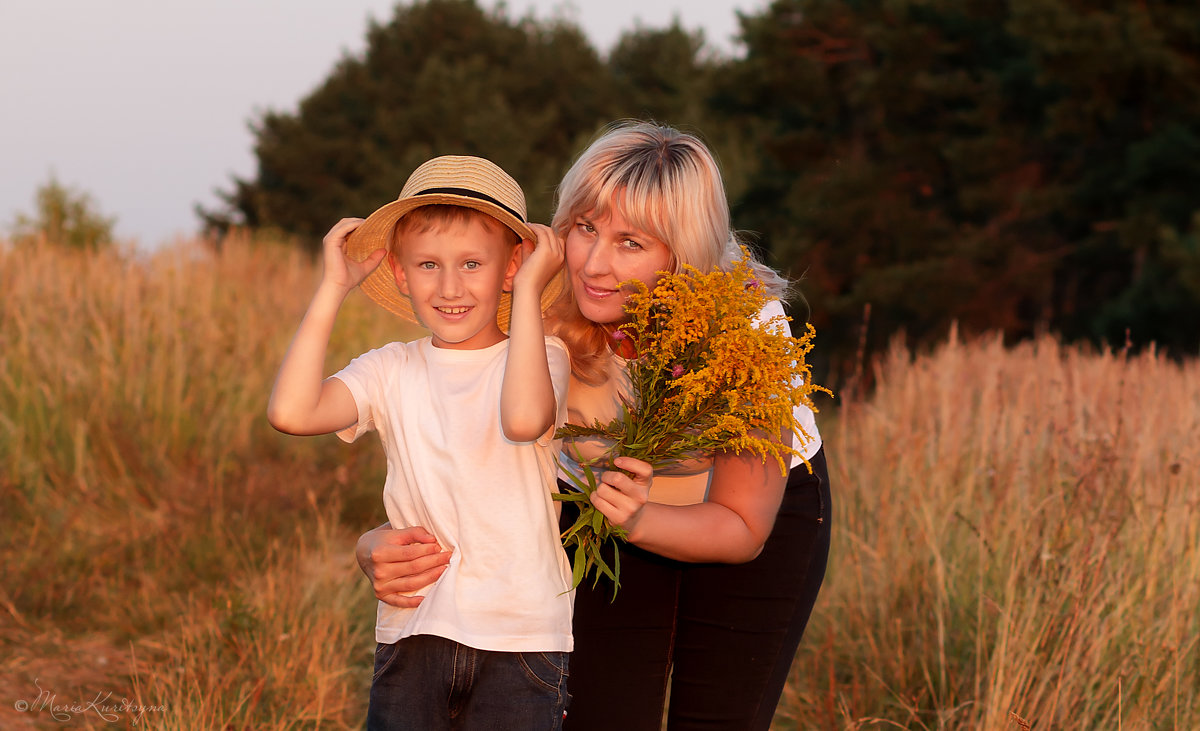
[512,223,565,295]
[355,524,452,608]
[322,217,386,293]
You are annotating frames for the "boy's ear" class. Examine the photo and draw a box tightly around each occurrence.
[389,251,410,295]
[501,242,524,293]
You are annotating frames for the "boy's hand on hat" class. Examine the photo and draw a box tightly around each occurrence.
[513,223,565,294]
[322,217,385,293]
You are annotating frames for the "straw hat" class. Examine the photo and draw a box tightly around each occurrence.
[344,155,563,329]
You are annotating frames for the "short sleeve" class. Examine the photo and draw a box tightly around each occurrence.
[330,344,405,443]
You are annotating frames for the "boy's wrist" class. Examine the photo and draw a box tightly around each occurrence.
[312,279,353,310]
[509,282,545,307]
[316,278,354,299]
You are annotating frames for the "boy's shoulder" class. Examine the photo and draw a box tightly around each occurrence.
[360,337,427,356]
[358,336,563,365]
[344,338,429,372]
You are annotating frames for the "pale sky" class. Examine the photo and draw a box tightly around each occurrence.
[0,0,765,249]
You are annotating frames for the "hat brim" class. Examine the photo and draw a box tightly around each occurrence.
[344,194,559,331]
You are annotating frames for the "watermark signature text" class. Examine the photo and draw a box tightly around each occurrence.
[12,678,166,725]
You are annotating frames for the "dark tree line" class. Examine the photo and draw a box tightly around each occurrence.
[202,0,1200,374]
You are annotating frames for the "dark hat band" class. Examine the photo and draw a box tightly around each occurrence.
[415,187,527,224]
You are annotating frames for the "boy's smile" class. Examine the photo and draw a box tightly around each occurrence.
[390,215,519,350]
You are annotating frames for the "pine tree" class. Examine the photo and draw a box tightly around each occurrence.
[715,0,1200,368]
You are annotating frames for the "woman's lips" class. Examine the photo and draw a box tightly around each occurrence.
[581,283,617,299]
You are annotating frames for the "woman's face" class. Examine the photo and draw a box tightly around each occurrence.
[564,205,674,325]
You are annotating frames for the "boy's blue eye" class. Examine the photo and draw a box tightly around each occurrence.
[464,261,480,270]
[418,261,436,270]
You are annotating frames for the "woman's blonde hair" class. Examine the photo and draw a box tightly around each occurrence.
[547,120,790,383]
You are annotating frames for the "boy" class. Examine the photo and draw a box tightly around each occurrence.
[267,156,573,730]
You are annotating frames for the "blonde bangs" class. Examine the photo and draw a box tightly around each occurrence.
[553,124,730,276]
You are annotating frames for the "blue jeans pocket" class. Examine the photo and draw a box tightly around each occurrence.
[517,651,568,693]
[371,641,403,684]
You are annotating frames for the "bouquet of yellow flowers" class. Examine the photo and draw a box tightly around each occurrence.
[555,252,830,594]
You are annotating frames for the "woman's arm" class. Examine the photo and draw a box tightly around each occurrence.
[355,523,453,608]
[592,432,792,563]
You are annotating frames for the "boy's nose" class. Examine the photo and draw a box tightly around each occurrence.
[438,269,464,298]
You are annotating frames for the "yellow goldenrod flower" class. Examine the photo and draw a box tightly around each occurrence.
[556,250,832,593]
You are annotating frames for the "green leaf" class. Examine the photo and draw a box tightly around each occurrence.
[590,506,605,533]
[551,492,589,503]
[571,541,586,589]
[610,544,622,602]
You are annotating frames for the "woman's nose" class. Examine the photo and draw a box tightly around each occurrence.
[581,240,610,277]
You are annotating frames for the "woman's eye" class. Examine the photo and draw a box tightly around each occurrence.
[577,221,595,234]
[622,239,644,250]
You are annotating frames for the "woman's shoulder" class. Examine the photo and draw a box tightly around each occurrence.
[753,298,792,335]
[756,298,787,319]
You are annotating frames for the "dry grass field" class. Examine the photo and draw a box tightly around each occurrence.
[2,237,1196,729]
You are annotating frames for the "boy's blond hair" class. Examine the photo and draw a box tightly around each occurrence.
[390,205,520,257]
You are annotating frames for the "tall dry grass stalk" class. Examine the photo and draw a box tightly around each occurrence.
[1,235,418,727]
[2,238,1195,728]
[777,327,1200,729]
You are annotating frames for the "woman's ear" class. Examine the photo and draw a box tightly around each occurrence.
[389,251,410,295]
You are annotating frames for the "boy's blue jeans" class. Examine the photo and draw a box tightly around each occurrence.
[366,633,569,730]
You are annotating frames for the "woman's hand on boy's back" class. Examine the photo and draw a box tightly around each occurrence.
[321,218,387,293]
[512,223,565,295]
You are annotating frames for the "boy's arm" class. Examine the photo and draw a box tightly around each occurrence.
[499,224,565,442]
[267,218,387,435]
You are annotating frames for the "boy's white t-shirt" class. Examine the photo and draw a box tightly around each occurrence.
[560,299,823,507]
[333,336,574,652]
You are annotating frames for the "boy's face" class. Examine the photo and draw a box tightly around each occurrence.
[390,214,520,350]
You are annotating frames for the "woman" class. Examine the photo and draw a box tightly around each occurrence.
[357,122,832,730]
